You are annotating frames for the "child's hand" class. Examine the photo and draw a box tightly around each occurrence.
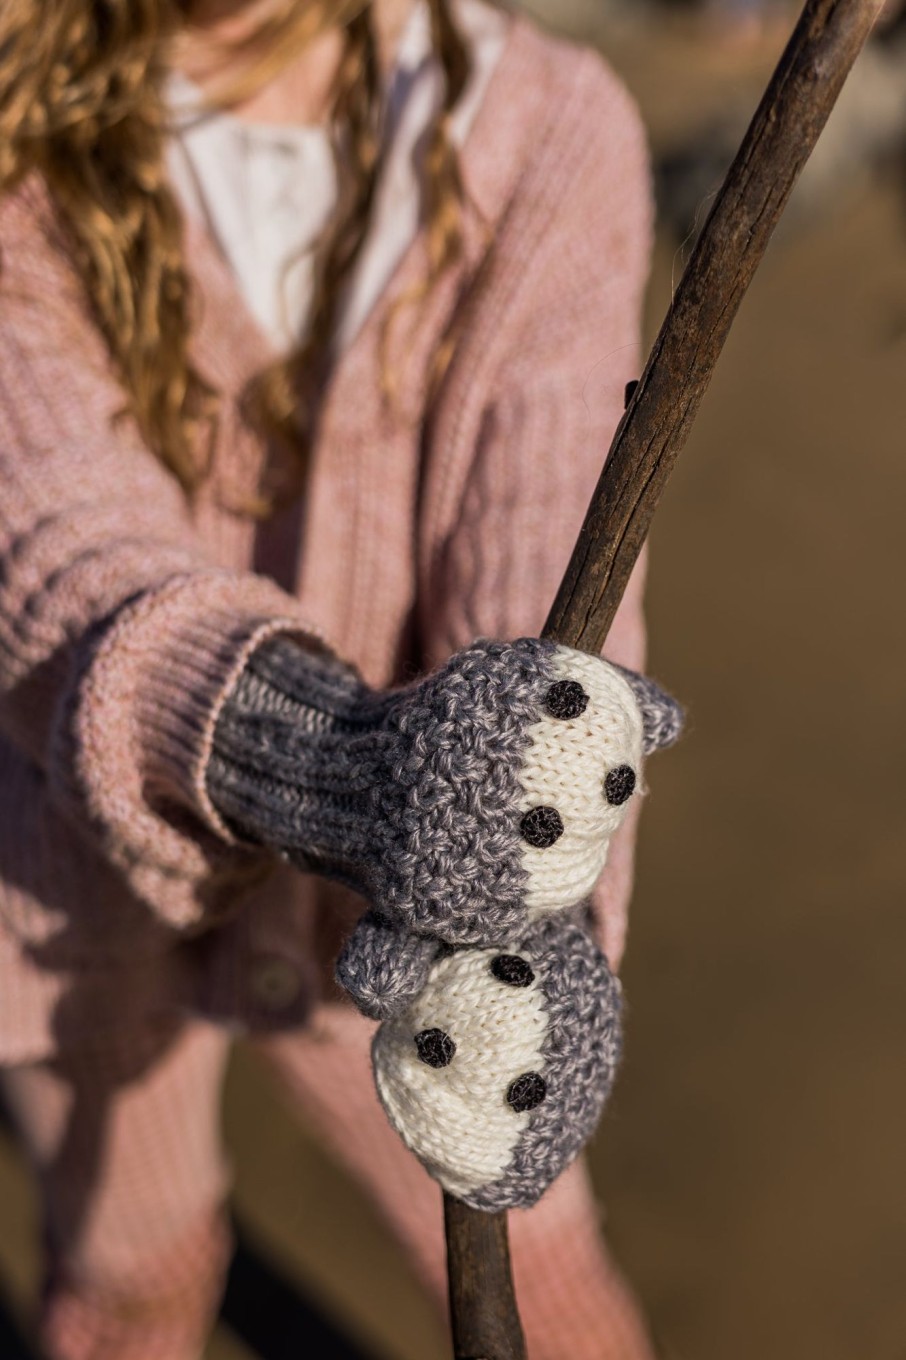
[353,913,622,1210]
[207,636,682,946]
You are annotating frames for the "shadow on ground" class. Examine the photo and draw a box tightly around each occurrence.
[222,1223,377,1360]
[0,1287,33,1360]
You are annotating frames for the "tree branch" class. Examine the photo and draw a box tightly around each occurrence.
[543,0,883,650]
[444,1194,526,1360]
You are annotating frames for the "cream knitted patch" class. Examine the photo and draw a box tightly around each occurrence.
[372,947,548,1200]
[518,647,643,918]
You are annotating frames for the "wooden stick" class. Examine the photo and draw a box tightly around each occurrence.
[445,2,882,1356]
[544,0,883,650]
[444,1194,526,1360]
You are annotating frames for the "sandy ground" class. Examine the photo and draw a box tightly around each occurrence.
[2,10,905,1360]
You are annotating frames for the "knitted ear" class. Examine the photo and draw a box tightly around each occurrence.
[336,912,441,1021]
[613,665,684,754]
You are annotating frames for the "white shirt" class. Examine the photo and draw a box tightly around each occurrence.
[166,0,507,352]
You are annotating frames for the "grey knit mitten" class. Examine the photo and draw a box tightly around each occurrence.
[337,909,622,1209]
[208,633,682,946]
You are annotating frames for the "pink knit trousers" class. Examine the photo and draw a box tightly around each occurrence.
[2,1008,656,1360]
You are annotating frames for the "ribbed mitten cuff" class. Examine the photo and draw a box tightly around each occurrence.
[206,635,394,892]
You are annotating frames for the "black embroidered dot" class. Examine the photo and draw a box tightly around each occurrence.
[604,764,636,806]
[520,806,564,848]
[414,1028,456,1068]
[544,679,589,720]
[490,955,535,988]
[506,1072,547,1113]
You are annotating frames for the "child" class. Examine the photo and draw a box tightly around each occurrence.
[0,1,656,1356]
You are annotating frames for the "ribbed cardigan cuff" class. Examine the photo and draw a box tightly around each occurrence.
[50,570,329,929]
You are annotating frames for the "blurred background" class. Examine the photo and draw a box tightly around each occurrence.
[2,2,906,1357]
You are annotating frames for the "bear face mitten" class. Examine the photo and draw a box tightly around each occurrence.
[359,914,622,1210]
[208,634,683,946]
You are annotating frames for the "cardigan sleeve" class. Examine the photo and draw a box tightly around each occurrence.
[417,52,654,968]
[0,183,325,928]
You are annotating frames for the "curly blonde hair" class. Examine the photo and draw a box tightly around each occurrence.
[0,0,472,503]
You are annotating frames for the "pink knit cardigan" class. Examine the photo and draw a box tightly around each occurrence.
[0,16,652,1063]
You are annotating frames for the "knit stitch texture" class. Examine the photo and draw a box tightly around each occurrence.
[209,637,677,945]
[0,13,653,1059]
[211,635,556,942]
[0,14,659,1354]
[371,913,622,1209]
[335,910,441,1020]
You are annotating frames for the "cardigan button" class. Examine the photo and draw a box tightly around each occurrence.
[251,956,303,1011]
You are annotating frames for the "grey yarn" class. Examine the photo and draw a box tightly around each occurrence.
[209,634,558,945]
[470,915,621,1210]
[207,639,395,883]
[209,635,681,1209]
[210,634,683,951]
[613,664,685,755]
[369,638,556,943]
[336,911,441,1020]
[360,911,622,1210]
